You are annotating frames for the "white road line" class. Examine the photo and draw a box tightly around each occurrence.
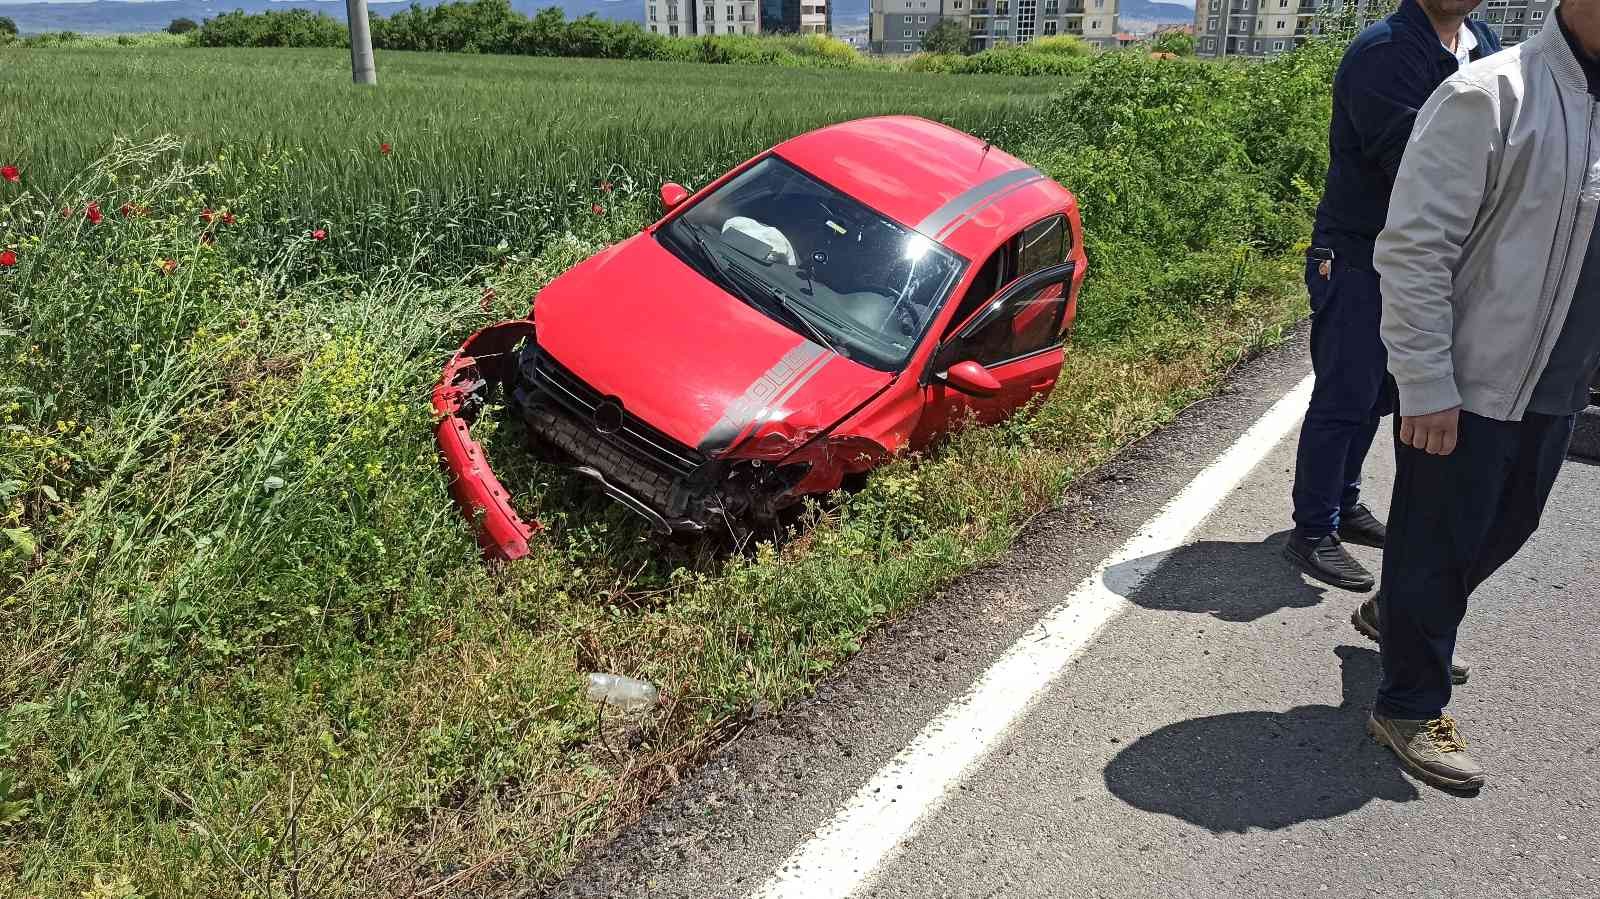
[750,373,1316,899]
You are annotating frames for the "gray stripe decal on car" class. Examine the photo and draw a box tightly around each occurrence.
[915,167,1045,239]
[699,341,831,453]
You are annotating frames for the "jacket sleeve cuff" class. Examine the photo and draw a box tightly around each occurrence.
[1397,374,1462,418]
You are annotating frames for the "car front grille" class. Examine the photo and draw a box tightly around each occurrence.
[517,347,706,481]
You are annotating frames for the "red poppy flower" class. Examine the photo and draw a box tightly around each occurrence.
[591,203,605,216]
[600,180,613,193]
[160,259,177,274]
[1,165,18,184]
[200,208,215,223]
[222,211,237,226]
[119,203,136,218]
[311,229,327,241]
[380,142,393,156]
[0,250,16,267]
[85,202,103,225]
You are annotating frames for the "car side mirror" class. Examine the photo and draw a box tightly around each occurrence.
[660,182,690,210]
[942,360,1002,398]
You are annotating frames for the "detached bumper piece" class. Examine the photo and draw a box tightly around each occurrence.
[432,321,541,561]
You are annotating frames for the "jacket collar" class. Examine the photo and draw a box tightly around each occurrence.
[1529,15,1593,97]
[1556,7,1600,97]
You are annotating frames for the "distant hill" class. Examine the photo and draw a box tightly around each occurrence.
[1119,0,1193,24]
[0,0,642,35]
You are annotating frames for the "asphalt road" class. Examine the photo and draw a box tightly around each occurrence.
[550,328,1600,899]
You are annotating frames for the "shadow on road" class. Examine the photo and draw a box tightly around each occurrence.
[1103,531,1329,623]
[1103,646,1421,832]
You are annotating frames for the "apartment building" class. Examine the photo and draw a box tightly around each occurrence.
[1193,0,1327,59]
[783,0,834,34]
[870,0,1119,54]
[645,0,828,36]
[1195,0,1553,59]
[1474,0,1556,45]
[872,0,964,53]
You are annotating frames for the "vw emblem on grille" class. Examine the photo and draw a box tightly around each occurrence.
[593,398,625,435]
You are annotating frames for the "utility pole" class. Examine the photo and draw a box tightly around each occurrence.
[346,0,377,85]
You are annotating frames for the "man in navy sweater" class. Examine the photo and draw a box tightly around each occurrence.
[1285,0,1499,601]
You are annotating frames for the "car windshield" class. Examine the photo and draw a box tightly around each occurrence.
[659,156,964,372]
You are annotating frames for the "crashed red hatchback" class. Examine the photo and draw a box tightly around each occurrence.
[434,116,1087,559]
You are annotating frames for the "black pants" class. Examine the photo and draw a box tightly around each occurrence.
[1292,258,1396,539]
[1375,411,1575,720]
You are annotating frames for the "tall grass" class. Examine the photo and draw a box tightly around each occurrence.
[0,48,1058,276]
[1,43,1336,896]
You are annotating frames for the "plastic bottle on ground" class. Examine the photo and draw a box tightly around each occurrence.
[585,673,659,712]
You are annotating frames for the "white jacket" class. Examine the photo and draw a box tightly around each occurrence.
[1375,18,1599,420]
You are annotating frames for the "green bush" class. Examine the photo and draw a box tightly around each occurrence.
[1030,34,1093,56]
[903,51,963,73]
[0,15,16,39]
[921,18,969,54]
[1014,44,1337,349]
[1150,28,1196,55]
[956,45,1091,75]
[197,9,348,48]
[167,16,199,35]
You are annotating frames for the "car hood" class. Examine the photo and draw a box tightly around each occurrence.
[532,234,894,456]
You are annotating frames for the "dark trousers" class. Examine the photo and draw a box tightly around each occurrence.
[1375,411,1575,720]
[1292,259,1395,539]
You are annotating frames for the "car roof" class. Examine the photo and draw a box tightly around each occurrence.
[772,116,1071,261]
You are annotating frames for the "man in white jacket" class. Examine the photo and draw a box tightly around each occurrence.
[1372,4,1600,790]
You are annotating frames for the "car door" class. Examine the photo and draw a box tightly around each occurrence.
[912,216,1075,444]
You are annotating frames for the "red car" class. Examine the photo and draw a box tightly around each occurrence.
[434,116,1087,560]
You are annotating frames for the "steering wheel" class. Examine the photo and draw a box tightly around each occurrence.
[844,286,922,339]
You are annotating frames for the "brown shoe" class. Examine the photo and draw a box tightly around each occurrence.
[1351,597,1470,684]
[1367,713,1486,791]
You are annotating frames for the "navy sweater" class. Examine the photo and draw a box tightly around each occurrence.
[1311,0,1501,271]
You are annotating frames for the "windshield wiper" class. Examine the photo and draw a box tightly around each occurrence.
[682,223,841,357]
[684,223,733,284]
[721,258,842,357]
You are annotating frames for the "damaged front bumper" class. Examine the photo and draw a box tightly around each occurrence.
[434,320,813,555]
[508,341,813,535]
[432,320,542,561]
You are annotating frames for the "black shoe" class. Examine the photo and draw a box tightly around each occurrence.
[1338,503,1387,548]
[1352,597,1470,685]
[1283,533,1375,591]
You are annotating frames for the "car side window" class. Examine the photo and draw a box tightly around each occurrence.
[1017,215,1067,278]
[941,214,1067,343]
[953,277,1070,368]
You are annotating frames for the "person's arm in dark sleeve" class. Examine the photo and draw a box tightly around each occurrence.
[1339,43,1441,183]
